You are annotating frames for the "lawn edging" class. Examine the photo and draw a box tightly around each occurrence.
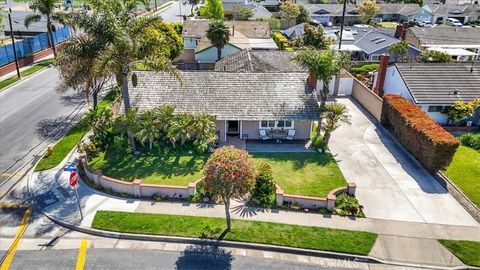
[433,172,480,223]
[276,183,357,211]
[80,156,202,199]
[438,239,480,267]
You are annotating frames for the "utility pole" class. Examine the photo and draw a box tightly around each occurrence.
[8,8,21,79]
[338,0,347,50]
[154,0,158,9]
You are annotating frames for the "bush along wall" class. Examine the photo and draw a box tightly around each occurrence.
[381,95,460,172]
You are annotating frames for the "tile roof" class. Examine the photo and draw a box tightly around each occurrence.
[409,27,480,47]
[126,71,320,121]
[395,63,480,105]
[214,50,303,72]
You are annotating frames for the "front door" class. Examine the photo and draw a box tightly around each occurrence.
[227,121,239,135]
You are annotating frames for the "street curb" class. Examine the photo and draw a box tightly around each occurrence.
[34,208,477,270]
[0,63,54,92]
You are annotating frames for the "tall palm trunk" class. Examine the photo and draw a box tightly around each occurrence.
[320,78,329,108]
[324,131,331,145]
[216,46,222,61]
[46,16,57,58]
[121,67,136,152]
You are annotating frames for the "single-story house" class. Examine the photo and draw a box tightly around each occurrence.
[214,50,303,72]
[181,20,277,64]
[126,71,320,143]
[404,26,480,59]
[302,4,427,25]
[376,62,480,124]
[429,4,480,24]
[222,0,273,20]
[351,30,422,61]
[376,4,431,23]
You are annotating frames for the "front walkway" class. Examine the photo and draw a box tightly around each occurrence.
[246,140,313,152]
[328,97,478,226]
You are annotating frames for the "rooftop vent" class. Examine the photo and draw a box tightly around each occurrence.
[371,37,382,42]
[453,89,460,95]
[374,38,386,44]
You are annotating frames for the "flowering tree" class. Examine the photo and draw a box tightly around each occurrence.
[203,146,256,230]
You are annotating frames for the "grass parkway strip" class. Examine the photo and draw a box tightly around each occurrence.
[0,59,56,91]
[438,239,480,267]
[92,211,378,255]
[35,91,118,171]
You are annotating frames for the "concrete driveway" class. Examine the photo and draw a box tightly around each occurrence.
[328,97,478,226]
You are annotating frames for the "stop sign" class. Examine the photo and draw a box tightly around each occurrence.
[70,171,78,187]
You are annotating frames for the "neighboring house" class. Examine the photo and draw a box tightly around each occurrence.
[215,50,303,72]
[351,30,422,61]
[181,20,277,64]
[302,4,425,25]
[404,26,480,60]
[331,27,421,61]
[222,0,273,20]
[126,71,320,143]
[281,22,337,40]
[429,4,480,24]
[376,4,432,23]
[377,62,480,124]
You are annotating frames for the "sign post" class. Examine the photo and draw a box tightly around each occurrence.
[70,171,83,220]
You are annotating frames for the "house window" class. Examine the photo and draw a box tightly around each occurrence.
[371,54,381,61]
[428,106,445,112]
[259,121,295,129]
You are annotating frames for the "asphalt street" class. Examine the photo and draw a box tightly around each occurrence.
[156,1,193,23]
[0,67,86,198]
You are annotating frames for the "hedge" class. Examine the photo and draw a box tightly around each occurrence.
[272,33,292,51]
[350,63,379,75]
[380,95,460,172]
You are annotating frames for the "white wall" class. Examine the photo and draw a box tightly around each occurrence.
[196,44,241,63]
[418,105,449,124]
[381,66,415,101]
[337,76,354,95]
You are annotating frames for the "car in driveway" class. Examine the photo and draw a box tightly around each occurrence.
[418,20,433,27]
[446,18,463,27]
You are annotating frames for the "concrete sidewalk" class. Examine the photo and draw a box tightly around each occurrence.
[29,160,480,268]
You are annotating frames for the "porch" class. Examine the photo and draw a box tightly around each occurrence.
[246,139,313,152]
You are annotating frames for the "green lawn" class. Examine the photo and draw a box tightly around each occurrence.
[252,152,347,197]
[89,152,346,196]
[0,59,55,91]
[379,22,398,28]
[92,211,377,255]
[35,91,118,171]
[444,146,480,208]
[438,240,480,267]
[89,152,208,186]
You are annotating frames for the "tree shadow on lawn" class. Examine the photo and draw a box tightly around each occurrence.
[96,151,209,183]
[175,244,234,270]
[252,152,337,171]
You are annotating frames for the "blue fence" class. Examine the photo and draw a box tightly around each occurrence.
[0,27,71,67]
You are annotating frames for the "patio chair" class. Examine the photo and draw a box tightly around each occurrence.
[259,129,269,140]
[286,129,296,140]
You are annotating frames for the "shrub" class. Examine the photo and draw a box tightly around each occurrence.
[334,193,364,217]
[250,162,276,207]
[459,133,480,150]
[381,95,460,172]
[310,124,326,150]
[350,63,379,75]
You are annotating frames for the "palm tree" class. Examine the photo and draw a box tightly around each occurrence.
[292,48,349,108]
[136,110,158,150]
[153,105,176,134]
[321,103,351,145]
[90,0,182,151]
[191,113,217,143]
[206,20,230,61]
[167,114,193,148]
[115,109,140,153]
[24,0,71,57]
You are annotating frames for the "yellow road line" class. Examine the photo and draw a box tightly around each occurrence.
[75,240,88,270]
[0,207,32,270]
[0,173,25,178]
[0,204,29,208]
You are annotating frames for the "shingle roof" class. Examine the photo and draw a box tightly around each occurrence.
[214,50,303,72]
[126,71,320,121]
[395,63,480,105]
[429,4,480,17]
[409,27,480,47]
[183,20,270,38]
[354,30,400,54]
[304,3,421,16]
